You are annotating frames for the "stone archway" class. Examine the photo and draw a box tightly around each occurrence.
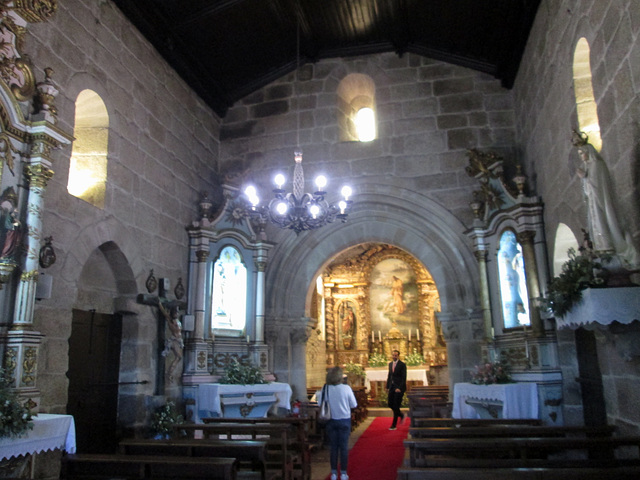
[263,183,481,398]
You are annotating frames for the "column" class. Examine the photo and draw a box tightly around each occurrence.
[253,248,268,343]
[192,249,209,341]
[475,249,493,341]
[289,318,314,402]
[517,231,544,336]
[182,249,211,377]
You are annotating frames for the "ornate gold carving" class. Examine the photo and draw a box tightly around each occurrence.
[197,350,207,369]
[195,250,209,263]
[22,346,37,386]
[3,347,18,382]
[20,269,38,281]
[0,132,21,175]
[12,1,58,23]
[23,162,54,188]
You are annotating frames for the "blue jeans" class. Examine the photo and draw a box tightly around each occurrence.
[325,418,351,472]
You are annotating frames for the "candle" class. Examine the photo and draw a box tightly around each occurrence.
[416,329,420,341]
[525,339,529,358]
[372,331,375,342]
[408,329,411,340]
[378,331,382,342]
[247,335,250,343]
[491,327,495,338]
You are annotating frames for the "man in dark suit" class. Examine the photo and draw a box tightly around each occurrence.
[386,349,407,430]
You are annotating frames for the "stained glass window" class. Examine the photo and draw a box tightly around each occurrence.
[497,230,530,328]
[211,246,247,332]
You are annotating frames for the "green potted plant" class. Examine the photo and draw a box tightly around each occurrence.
[150,400,184,439]
[218,358,266,385]
[544,248,610,317]
[0,367,33,439]
[343,362,365,387]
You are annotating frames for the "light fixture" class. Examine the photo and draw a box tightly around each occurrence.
[243,151,353,234]
[241,17,353,234]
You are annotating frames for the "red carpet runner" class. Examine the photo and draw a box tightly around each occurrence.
[325,416,409,480]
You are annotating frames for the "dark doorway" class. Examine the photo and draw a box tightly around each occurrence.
[575,328,607,427]
[67,309,122,453]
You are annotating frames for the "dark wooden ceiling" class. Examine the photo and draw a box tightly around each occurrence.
[113,0,541,118]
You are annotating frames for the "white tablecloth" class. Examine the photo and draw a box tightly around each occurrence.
[0,414,76,460]
[452,382,538,419]
[556,286,640,329]
[364,367,428,391]
[198,382,293,416]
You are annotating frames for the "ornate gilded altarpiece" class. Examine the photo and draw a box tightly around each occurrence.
[323,244,445,367]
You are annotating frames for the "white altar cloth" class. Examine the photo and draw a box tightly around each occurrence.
[0,414,76,460]
[198,382,293,417]
[452,382,538,419]
[364,367,428,391]
[556,286,640,330]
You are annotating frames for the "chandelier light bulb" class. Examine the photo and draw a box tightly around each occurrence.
[339,200,347,214]
[341,185,352,201]
[315,175,327,190]
[244,185,260,206]
[309,204,320,219]
[275,201,288,215]
[274,173,285,188]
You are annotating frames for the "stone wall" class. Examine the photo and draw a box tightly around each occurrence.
[513,0,640,431]
[21,0,219,417]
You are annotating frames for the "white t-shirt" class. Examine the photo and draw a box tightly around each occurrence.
[316,384,358,420]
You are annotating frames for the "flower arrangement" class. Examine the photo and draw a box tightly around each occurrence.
[368,352,388,367]
[470,361,512,385]
[405,350,425,366]
[343,363,365,377]
[544,248,610,317]
[0,368,34,439]
[150,401,183,438]
[218,358,266,385]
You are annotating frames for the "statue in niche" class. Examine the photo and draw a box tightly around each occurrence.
[339,301,357,350]
[572,130,639,267]
[1,208,21,260]
[390,275,406,314]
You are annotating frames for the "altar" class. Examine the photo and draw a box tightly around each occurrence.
[452,382,538,419]
[197,382,292,420]
[364,367,428,401]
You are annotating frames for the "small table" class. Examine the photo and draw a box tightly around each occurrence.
[451,382,538,419]
[197,382,293,419]
[0,414,76,478]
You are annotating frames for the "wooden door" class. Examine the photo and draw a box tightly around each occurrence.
[67,309,122,453]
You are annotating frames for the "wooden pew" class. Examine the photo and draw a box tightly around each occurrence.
[118,438,270,480]
[408,394,451,420]
[404,436,640,468]
[177,422,296,480]
[61,453,238,480]
[408,425,616,439]
[396,465,640,480]
[411,417,542,428]
[201,417,312,480]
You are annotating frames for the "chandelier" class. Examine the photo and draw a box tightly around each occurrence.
[243,151,353,234]
[241,16,352,235]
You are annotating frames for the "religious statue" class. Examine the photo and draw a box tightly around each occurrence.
[158,301,184,381]
[390,275,406,314]
[572,130,639,267]
[1,208,21,260]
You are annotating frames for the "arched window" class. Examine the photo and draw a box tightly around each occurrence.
[211,245,247,333]
[573,38,602,151]
[68,90,109,207]
[337,74,377,142]
[497,230,530,329]
[553,223,579,276]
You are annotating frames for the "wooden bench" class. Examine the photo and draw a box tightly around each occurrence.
[201,416,312,480]
[411,417,542,428]
[118,438,270,480]
[396,465,640,480]
[61,453,238,480]
[407,394,451,420]
[404,436,640,468]
[408,425,616,439]
[177,422,296,480]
